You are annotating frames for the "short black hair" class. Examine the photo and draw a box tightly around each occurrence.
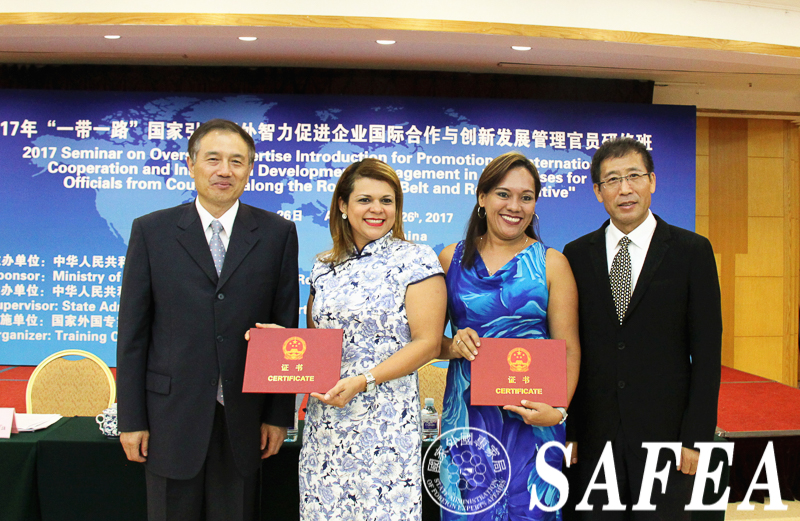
[187,119,256,165]
[590,138,654,184]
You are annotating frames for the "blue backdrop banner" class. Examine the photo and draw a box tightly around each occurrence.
[0,90,695,366]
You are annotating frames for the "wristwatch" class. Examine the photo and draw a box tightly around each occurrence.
[362,371,376,393]
[555,407,568,425]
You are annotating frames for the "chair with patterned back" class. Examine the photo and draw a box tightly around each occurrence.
[418,360,448,414]
[26,349,116,416]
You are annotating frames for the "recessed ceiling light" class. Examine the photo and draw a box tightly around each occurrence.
[376,40,396,45]
[239,36,258,42]
[511,45,531,51]
[104,35,121,40]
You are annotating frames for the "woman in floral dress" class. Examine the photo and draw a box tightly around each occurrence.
[299,158,447,520]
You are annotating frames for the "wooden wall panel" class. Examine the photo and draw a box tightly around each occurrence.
[733,277,784,337]
[709,119,748,254]
[696,118,710,239]
[696,154,710,217]
[696,118,709,157]
[708,118,749,367]
[787,123,800,386]
[747,157,785,217]
[702,116,799,386]
[785,334,798,386]
[748,119,786,158]
[735,217,784,277]
[734,337,784,382]
[695,216,709,238]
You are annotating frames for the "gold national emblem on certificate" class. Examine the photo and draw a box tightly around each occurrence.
[507,347,531,372]
[282,336,307,360]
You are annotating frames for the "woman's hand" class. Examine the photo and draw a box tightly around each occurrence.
[310,375,366,408]
[503,400,563,427]
[449,328,481,360]
[244,322,284,341]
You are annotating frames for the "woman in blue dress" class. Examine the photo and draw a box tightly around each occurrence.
[436,152,581,520]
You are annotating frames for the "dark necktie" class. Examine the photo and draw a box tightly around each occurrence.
[610,236,632,324]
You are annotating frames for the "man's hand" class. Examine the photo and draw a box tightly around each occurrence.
[120,430,150,463]
[677,447,700,475]
[260,423,287,459]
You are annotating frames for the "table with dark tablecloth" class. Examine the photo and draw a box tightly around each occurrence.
[3,417,435,520]
[36,416,147,521]
[0,417,70,521]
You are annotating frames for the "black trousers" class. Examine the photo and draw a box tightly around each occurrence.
[145,403,260,521]
[564,425,694,521]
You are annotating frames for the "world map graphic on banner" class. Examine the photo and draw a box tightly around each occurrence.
[0,90,696,365]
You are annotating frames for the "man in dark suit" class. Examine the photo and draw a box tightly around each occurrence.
[116,119,298,521]
[562,138,722,520]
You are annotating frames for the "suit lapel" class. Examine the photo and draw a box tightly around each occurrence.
[217,203,259,289]
[627,216,671,318]
[589,221,620,324]
[176,204,218,285]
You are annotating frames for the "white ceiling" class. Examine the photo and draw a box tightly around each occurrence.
[2,19,800,113]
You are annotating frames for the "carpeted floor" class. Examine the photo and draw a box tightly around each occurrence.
[0,365,34,412]
[717,367,800,436]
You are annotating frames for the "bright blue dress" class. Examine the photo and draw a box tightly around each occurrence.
[441,240,565,520]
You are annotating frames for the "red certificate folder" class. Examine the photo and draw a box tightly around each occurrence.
[243,328,343,394]
[470,338,567,407]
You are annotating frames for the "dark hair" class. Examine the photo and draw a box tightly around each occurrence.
[318,158,406,265]
[462,152,542,269]
[187,119,256,165]
[590,138,654,184]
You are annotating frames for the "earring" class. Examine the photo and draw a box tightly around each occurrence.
[342,213,348,220]
[476,207,486,219]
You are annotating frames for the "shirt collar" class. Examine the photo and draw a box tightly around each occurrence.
[606,210,656,249]
[355,231,394,257]
[195,199,239,235]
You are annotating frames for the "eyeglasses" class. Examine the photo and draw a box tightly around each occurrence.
[597,172,652,191]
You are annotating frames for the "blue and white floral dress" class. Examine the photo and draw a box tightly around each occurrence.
[299,232,444,521]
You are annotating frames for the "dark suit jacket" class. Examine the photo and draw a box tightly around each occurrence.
[563,215,722,460]
[116,201,298,479]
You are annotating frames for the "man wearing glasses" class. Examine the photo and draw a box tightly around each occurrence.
[562,138,722,520]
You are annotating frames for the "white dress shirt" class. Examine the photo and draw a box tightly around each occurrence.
[605,210,657,292]
[196,199,239,250]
